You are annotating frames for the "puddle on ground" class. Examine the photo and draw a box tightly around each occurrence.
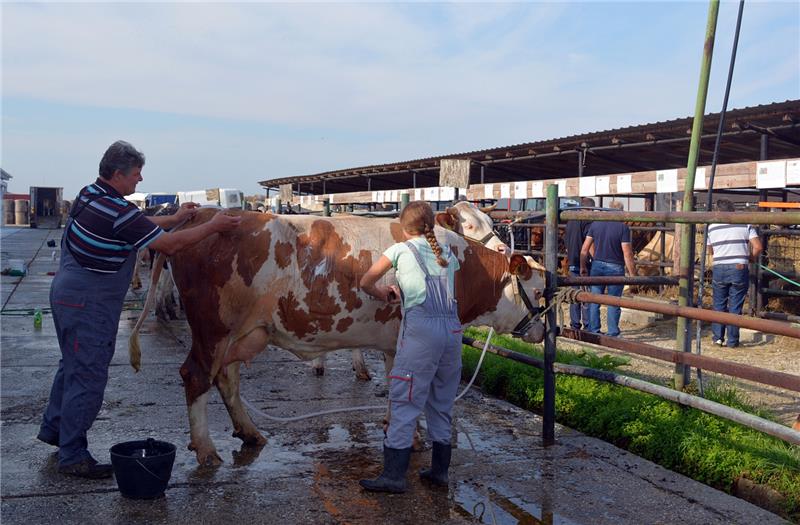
[454,482,581,525]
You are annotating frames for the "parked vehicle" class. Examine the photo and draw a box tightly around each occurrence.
[146,193,178,207]
[29,186,63,229]
[177,188,244,209]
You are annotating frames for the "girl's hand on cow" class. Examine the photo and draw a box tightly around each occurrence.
[386,285,401,304]
[210,211,242,232]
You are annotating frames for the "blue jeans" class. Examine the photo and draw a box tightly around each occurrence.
[711,264,749,347]
[568,265,589,330]
[588,260,625,337]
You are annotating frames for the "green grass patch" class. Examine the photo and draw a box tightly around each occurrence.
[462,327,800,519]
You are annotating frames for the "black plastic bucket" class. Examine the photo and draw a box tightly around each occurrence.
[110,438,176,499]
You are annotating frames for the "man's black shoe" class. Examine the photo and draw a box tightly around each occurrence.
[58,458,114,479]
[36,430,59,447]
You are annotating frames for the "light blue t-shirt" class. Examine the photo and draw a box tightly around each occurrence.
[383,236,460,309]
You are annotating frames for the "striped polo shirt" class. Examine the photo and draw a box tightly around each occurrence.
[64,179,164,273]
[707,223,758,266]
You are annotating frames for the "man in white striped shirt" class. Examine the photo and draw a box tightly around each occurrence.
[706,199,763,348]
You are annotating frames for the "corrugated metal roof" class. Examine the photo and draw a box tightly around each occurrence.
[260,100,800,193]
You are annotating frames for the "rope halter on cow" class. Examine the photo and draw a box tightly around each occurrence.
[510,274,543,339]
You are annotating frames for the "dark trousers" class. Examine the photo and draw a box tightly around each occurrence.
[711,263,749,347]
[588,260,625,337]
[568,265,589,330]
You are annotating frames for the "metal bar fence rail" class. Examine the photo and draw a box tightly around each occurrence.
[543,180,800,447]
[461,336,800,446]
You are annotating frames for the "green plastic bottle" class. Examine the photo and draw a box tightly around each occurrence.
[33,308,43,330]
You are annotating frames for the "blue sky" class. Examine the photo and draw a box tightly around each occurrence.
[2,2,798,198]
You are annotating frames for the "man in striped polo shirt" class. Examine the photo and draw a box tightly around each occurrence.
[38,140,241,479]
[707,198,763,348]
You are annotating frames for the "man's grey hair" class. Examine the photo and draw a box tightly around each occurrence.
[99,140,145,180]
[609,200,624,210]
[716,198,735,212]
[580,197,596,207]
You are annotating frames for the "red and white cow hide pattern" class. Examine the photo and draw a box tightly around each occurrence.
[129,210,544,465]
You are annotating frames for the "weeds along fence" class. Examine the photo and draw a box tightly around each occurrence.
[529,183,800,446]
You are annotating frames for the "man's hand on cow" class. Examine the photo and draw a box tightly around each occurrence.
[210,211,242,232]
[175,202,199,222]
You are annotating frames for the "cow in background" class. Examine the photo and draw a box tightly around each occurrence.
[129,209,545,465]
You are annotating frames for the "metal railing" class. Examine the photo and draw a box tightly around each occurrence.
[538,182,800,446]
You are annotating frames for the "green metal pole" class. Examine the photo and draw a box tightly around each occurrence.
[675,0,719,390]
[323,199,331,217]
[543,183,559,446]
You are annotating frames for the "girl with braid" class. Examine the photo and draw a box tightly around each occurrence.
[359,200,462,493]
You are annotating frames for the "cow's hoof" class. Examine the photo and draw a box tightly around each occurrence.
[313,367,325,376]
[233,430,267,446]
[197,450,223,467]
[354,369,372,381]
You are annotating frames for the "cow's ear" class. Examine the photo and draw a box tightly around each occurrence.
[509,254,533,280]
[435,210,458,230]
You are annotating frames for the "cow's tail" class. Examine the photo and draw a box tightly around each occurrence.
[129,251,168,372]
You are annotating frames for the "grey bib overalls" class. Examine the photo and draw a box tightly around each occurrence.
[39,212,137,467]
[384,241,463,449]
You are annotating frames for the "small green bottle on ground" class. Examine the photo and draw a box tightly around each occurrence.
[33,308,43,330]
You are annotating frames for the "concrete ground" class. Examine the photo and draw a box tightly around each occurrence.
[0,226,788,525]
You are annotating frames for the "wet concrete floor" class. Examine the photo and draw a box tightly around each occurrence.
[0,226,788,524]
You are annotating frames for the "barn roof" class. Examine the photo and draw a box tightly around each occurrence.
[259,100,800,194]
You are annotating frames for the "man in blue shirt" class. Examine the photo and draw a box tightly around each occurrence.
[579,201,637,336]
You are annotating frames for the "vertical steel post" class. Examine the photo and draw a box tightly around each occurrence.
[754,134,770,315]
[480,164,485,185]
[275,197,282,215]
[400,191,410,211]
[543,183,559,446]
[323,199,330,217]
[674,0,719,390]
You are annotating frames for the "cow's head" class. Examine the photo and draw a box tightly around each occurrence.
[456,238,545,344]
[436,201,510,254]
[505,254,546,343]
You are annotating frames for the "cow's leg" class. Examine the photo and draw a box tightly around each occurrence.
[186,391,222,466]
[311,355,325,376]
[352,350,371,381]
[131,252,143,290]
[181,354,222,466]
[215,362,267,447]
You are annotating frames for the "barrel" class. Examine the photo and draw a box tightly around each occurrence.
[14,200,30,226]
[2,199,14,225]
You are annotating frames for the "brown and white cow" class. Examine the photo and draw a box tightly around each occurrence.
[129,209,544,465]
[312,201,510,379]
[436,201,507,254]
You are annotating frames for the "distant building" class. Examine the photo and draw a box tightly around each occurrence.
[1,169,12,222]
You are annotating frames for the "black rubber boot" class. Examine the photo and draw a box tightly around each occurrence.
[359,446,412,493]
[419,441,451,487]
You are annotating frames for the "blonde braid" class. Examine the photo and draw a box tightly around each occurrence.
[424,224,448,267]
